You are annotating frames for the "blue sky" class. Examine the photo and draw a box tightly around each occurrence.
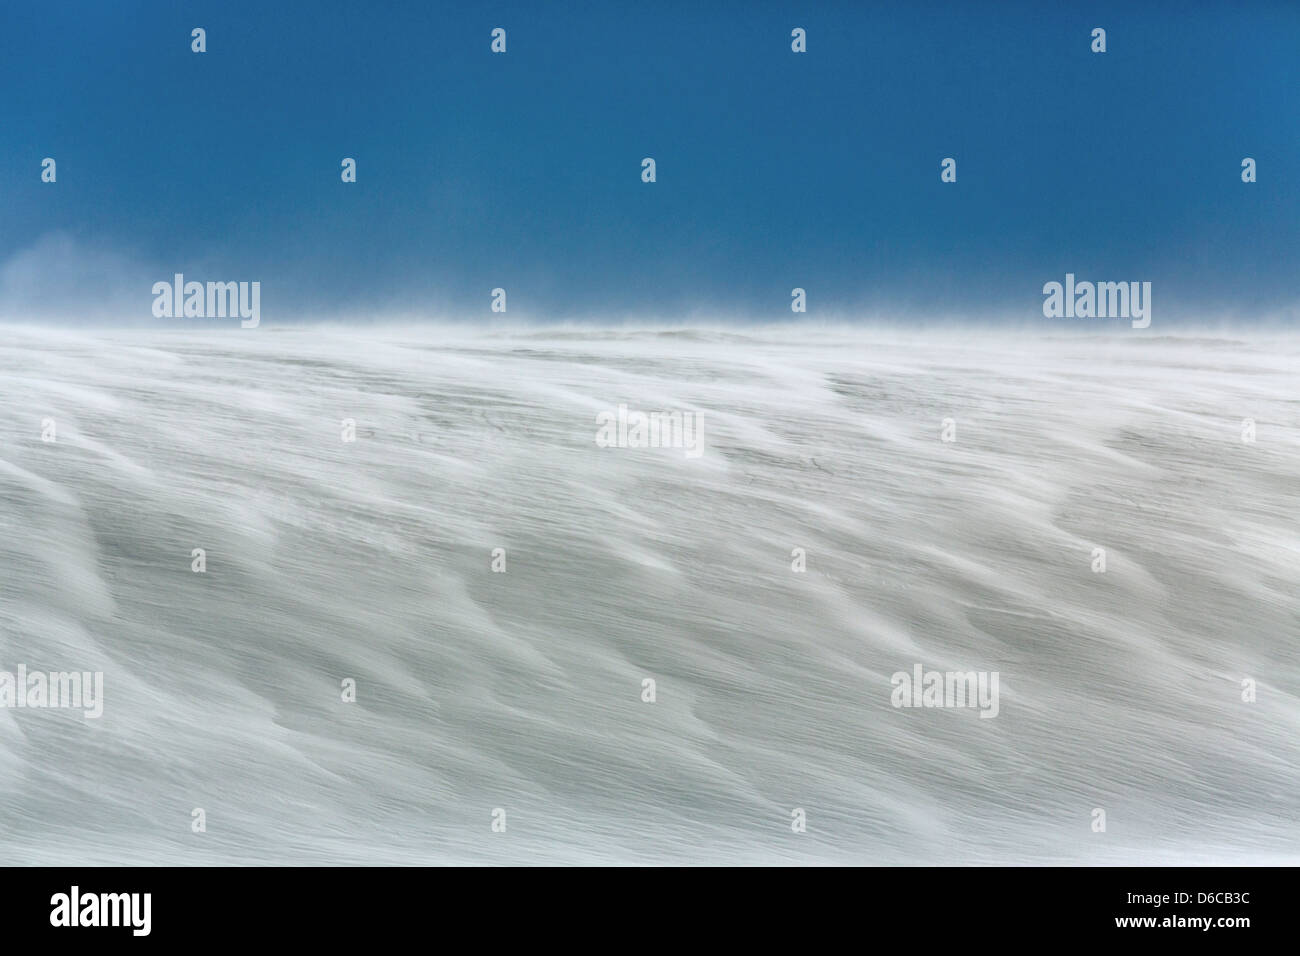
[2,0,1297,323]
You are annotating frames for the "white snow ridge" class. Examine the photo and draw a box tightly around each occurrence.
[0,326,1297,864]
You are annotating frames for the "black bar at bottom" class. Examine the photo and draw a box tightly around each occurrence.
[1,865,1277,943]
